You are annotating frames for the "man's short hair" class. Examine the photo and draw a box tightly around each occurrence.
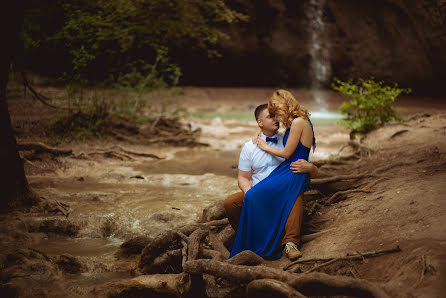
[254,104,268,120]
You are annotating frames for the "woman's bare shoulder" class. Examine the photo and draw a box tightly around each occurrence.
[291,117,306,126]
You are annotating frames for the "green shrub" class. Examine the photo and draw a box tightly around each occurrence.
[332,78,411,135]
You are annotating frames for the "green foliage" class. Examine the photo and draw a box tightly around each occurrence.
[332,78,411,135]
[20,0,247,141]
[22,0,247,84]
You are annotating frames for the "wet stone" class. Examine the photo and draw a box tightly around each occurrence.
[55,253,83,273]
[26,217,80,236]
[117,236,152,258]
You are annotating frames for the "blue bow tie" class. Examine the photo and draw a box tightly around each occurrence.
[265,136,278,144]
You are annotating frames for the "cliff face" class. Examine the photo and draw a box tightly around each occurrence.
[179,0,446,94]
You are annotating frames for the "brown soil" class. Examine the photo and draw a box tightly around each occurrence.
[302,113,446,297]
[1,87,446,297]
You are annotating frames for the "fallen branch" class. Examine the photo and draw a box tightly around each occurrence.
[21,71,66,110]
[305,258,339,273]
[284,246,401,271]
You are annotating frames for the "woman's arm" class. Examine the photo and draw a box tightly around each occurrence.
[290,159,318,178]
[254,118,305,159]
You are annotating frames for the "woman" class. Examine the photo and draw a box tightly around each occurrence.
[229,89,315,260]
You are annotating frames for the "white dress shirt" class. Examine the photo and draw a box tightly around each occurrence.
[238,132,285,186]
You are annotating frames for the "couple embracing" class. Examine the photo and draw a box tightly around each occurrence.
[225,89,318,261]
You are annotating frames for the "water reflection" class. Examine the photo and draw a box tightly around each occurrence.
[311,110,344,119]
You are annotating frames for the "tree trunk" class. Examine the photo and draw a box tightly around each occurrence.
[0,0,38,211]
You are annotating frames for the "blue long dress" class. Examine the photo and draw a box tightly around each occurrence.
[229,119,315,260]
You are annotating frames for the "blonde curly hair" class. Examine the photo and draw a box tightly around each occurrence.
[268,89,309,129]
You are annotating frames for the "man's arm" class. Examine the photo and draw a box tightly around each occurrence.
[238,170,252,194]
[290,159,318,178]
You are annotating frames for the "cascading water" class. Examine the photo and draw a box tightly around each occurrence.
[307,0,333,114]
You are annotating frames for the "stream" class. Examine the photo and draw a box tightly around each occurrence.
[29,89,444,291]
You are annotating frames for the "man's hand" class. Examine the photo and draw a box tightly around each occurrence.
[290,159,318,178]
[253,136,269,151]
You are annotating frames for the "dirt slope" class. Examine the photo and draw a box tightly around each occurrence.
[301,114,446,297]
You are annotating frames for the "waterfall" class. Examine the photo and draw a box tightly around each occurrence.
[307,0,331,108]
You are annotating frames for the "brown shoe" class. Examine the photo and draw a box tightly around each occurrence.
[284,242,302,260]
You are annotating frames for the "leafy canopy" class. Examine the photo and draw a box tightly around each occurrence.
[332,78,411,135]
[22,0,247,85]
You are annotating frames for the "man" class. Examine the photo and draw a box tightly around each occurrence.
[224,104,318,260]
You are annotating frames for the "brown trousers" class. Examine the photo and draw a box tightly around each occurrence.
[224,191,303,245]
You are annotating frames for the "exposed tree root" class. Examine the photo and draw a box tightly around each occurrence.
[247,279,308,298]
[390,129,408,139]
[17,142,72,156]
[184,258,390,298]
[217,224,235,246]
[301,229,335,243]
[313,153,360,167]
[187,229,208,261]
[144,135,208,146]
[209,229,230,259]
[87,150,134,160]
[311,174,376,185]
[201,249,226,261]
[372,161,414,174]
[93,272,191,297]
[325,189,373,205]
[226,250,264,266]
[149,249,182,273]
[40,199,71,217]
[139,219,229,273]
[180,240,188,269]
[113,145,163,159]
[338,140,373,156]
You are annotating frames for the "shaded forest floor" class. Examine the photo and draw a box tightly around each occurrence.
[1,87,446,297]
